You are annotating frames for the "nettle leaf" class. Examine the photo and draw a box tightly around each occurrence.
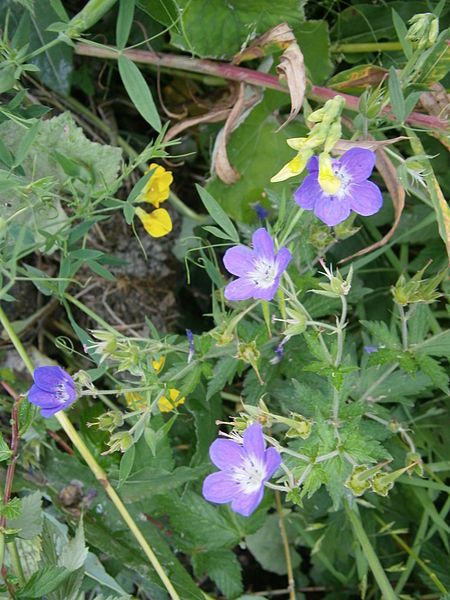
[193,549,243,599]
[8,492,43,540]
[246,513,300,576]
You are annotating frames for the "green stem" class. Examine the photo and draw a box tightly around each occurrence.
[345,504,398,600]
[8,541,25,587]
[331,42,403,53]
[0,305,180,600]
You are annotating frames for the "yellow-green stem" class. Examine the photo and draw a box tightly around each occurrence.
[0,305,180,600]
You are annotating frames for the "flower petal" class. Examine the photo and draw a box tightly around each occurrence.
[28,385,62,409]
[33,366,73,392]
[275,247,292,275]
[209,439,243,470]
[243,423,265,460]
[202,471,240,504]
[224,278,256,301]
[252,228,274,260]
[294,174,322,210]
[231,487,264,516]
[223,246,255,277]
[313,195,351,227]
[264,447,282,480]
[349,181,383,216]
[340,148,376,182]
[306,155,319,173]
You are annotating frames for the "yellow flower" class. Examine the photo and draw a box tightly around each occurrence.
[152,356,165,373]
[135,207,172,238]
[124,391,147,410]
[140,163,173,208]
[158,388,185,413]
[318,152,341,194]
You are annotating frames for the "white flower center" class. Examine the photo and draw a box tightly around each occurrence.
[231,455,266,493]
[249,258,277,289]
[55,382,69,403]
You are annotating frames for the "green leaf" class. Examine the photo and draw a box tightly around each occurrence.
[8,492,43,539]
[118,55,161,132]
[246,513,300,575]
[193,550,243,599]
[116,0,135,50]
[17,566,71,598]
[388,66,405,123]
[168,0,306,58]
[196,185,239,242]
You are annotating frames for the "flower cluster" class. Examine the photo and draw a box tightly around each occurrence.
[135,164,173,238]
[202,423,281,516]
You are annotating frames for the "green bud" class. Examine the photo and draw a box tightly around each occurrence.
[105,431,133,454]
[406,13,439,49]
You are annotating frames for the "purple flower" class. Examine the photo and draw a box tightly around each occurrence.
[223,228,291,302]
[202,423,282,516]
[294,148,383,227]
[27,366,77,418]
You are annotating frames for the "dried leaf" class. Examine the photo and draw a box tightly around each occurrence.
[340,147,405,263]
[333,137,408,153]
[233,23,305,129]
[213,84,262,184]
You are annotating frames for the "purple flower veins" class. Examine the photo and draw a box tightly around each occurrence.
[27,366,77,418]
[294,148,383,227]
[223,228,292,302]
[202,423,282,516]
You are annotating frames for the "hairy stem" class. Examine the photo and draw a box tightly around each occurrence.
[73,42,448,132]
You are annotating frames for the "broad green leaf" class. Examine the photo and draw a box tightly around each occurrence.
[196,185,239,242]
[116,0,135,49]
[118,55,162,132]
[166,0,306,58]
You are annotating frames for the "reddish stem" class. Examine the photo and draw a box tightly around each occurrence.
[74,43,448,132]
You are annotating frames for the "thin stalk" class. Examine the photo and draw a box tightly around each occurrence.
[73,42,448,132]
[275,492,295,600]
[331,42,403,53]
[375,514,448,595]
[0,305,181,600]
[345,504,398,600]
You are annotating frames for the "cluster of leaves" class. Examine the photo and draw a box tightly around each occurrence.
[0,0,449,599]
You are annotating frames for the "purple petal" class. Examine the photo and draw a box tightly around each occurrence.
[349,181,383,216]
[306,156,319,173]
[224,278,256,301]
[202,471,239,504]
[33,366,74,392]
[223,246,255,277]
[294,174,322,210]
[264,447,282,480]
[209,439,243,470]
[27,385,63,409]
[252,228,274,260]
[275,247,292,275]
[231,487,264,516]
[252,279,280,302]
[243,423,265,459]
[340,148,376,183]
[313,195,351,227]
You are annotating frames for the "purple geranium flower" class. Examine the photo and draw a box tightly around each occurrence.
[27,366,77,418]
[294,148,383,227]
[223,228,291,302]
[202,423,282,516]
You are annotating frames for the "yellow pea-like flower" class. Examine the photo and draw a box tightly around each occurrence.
[140,163,173,208]
[135,207,172,238]
[158,388,185,413]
